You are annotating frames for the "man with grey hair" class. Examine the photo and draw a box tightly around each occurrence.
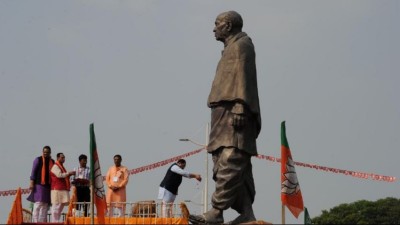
[189,10,261,224]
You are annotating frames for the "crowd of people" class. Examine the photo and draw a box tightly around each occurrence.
[27,145,200,222]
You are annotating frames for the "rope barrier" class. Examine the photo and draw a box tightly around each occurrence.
[256,154,396,182]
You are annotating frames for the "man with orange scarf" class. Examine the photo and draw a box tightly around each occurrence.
[27,146,55,222]
[50,152,76,222]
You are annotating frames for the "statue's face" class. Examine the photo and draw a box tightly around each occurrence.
[213,15,230,42]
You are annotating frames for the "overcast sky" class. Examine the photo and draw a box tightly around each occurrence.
[1,1,399,224]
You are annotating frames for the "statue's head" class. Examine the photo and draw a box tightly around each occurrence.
[213,11,243,43]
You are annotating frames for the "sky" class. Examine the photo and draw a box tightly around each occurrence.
[0,0,399,224]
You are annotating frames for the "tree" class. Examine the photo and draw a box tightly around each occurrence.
[312,197,400,224]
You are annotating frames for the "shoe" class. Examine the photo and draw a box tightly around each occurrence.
[227,213,256,224]
[189,209,224,224]
[189,214,206,224]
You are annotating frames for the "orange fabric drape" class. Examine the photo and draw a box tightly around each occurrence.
[66,217,188,224]
[41,156,54,185]
[7,187,23,225]
[66,186,77,217]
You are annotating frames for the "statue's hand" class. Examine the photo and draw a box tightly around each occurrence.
[232,113,246,128]
[230,102,247,129]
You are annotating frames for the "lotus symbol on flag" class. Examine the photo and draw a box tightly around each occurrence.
[281,157,300,195]
[94,160,106,199]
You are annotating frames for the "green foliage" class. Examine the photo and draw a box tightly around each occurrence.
[312,197,400,224]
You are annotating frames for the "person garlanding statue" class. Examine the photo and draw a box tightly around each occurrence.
[158,159,202,218]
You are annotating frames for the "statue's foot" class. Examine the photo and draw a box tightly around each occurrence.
[189,214,206,224]
[227,213,256,224]
[189,208,224,224]
[188,214,223,224]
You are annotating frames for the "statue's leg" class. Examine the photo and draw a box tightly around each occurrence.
[211,147,250,210]
[228,159,257,224]
[190,147,249,224]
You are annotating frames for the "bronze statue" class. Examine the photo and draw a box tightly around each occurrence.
[189,11,261,224]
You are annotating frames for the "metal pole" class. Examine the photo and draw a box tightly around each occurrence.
[204,123,210,213]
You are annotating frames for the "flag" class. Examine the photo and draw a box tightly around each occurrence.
[281,121,304,218]
[66,186,77,217]
[90,123,107,224]
[304,207,312,224]
[7,187,22,224]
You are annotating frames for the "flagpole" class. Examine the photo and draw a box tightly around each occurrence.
[304,207,312,224]
[90,184,94,224]
[204,122,209,213]
[89,123,95,225]
[281,204,286,224]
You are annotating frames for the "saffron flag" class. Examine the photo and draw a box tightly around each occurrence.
[90,123,107,224]
[7,187,22,224]
[66,186,77,217]
[281,121,304,218]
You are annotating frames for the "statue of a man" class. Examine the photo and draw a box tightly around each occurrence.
[189,11,261,224]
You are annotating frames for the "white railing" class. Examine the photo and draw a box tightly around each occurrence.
[25,200,189,223]
[70,200,188,218]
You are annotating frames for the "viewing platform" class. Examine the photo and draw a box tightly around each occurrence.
[8,188,272,224]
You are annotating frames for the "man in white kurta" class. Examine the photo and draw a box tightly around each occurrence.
[50,153,75,222]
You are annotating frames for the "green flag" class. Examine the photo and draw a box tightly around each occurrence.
[90,123,107,224]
